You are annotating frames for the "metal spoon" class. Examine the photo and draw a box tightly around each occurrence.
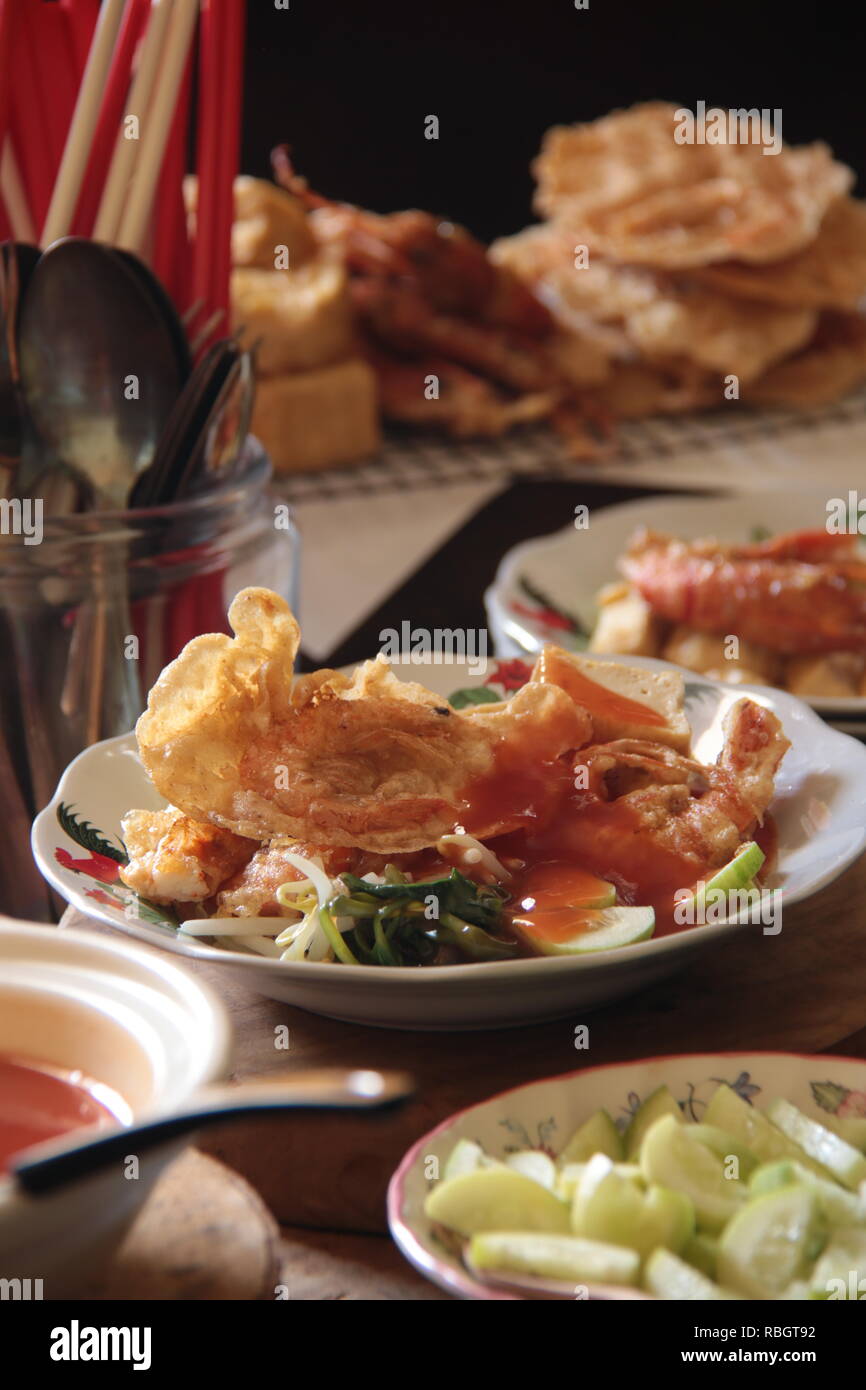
[17,238,188,508]
[10,1068,413,1196]
[0,241,40,498]
[128,339,245,507]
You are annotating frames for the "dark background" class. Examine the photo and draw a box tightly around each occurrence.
[243,0,864,243]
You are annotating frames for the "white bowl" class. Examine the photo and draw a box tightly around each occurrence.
[388,1050,866,1299]
[485,492,866,720]
[0,919,230,1296]
[32,657,866,1030]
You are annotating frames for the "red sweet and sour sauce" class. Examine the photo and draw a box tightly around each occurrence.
[0,1056,127,1175]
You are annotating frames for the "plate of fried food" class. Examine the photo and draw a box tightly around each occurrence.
[486,494,866,725]
[33,588,866,1030]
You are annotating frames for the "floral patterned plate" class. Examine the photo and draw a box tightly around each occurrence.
[32,656,866,1030]
[484,493,866,720]
[388,1051,866,1298]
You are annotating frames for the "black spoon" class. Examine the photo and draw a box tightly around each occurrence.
[0,241,40,497]
[11,1068,413,1197]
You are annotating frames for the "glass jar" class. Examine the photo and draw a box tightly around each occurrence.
[0,448,299,835]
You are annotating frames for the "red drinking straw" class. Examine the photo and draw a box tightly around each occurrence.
[30,0,79,179]
[211,0,245,333]
[9,12,56,229]
[154,43,193,308]
[61,0,101,82]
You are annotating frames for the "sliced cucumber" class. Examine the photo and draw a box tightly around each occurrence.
[443,1138,495,1181]
[468,1230,640,1287]
[809,1229,866,1298]
[697,841,765,897]
[718,1185,821,1299]
[682,1232,720,1280]
[625,1085,683,1160]
[504,1149,557,1190]
[640,1115,747,1233]
[424,1166,570,1237]
[572,1153,694,1259]
[688,1124,759,1179]
[704,1085,832,1179]
[767,1098,866,1191]
[557,1161,642,1201]
[559,1108,624,1165]
[819,1112,866,1153]
[750,1159,866,1228]
[513,905,654,957]
[644,1248,741,1301]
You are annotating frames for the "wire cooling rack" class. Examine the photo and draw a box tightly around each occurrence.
[275,389,866,502]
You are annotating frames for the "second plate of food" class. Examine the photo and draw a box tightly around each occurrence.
[485,493,866,722]
[33,587,866,1030]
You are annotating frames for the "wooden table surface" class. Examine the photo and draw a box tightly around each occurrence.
[65,844,866,1297]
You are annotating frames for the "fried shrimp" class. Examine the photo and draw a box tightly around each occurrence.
[119,808,256,903]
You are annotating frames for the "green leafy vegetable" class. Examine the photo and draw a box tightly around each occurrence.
[329,868,516,967]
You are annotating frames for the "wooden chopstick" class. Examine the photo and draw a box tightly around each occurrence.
[116,0,199,257]
[94,0,176,244]
[73,0,151,239]
[41,0,126,246]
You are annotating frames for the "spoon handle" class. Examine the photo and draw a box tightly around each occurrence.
[12,1068,414,1196]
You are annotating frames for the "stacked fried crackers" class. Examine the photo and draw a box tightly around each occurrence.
[492,103,866,419]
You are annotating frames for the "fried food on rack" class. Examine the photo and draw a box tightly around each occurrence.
[694,199,866,311]
[534,104,852,267]
[136,588,592,854]
[621,527,866,654]
[746,312,866,409]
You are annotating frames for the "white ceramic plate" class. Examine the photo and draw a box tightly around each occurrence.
[485,493,866,720]
[32,655,866,1031]
[388,1050,866,1299]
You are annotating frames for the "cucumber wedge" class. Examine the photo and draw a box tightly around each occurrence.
[819,1112,866,1153]
[625,1085,683,1160]
[703,1085,832,1179]
[572,1153,694,1259]
[513,905,654,956]
[443,1138,495,1181]
[718,1186,822,1298]
[640,1115,747,1232]
[557,1162,642,1201]
[767,1098,866,1191]
[645,1248,741,1301]
[682,1232,720,1280]
[688,1124,759,1179]
[559,1108,624,1165]
[424,1166,570,1237]
[504,1150,557,1190]
[468,1231,640,1287]
[697,841,765,897]
[809,1230,866,1298]
[750,1159,866,1228]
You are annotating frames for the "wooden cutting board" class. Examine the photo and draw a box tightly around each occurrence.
[78,1149,281,1300]
[65,852,866,1234]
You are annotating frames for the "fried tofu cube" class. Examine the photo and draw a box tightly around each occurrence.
[532,645,690,751]
[589,584,663,657]
[786,652,865,698]
[662,626,780,684]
